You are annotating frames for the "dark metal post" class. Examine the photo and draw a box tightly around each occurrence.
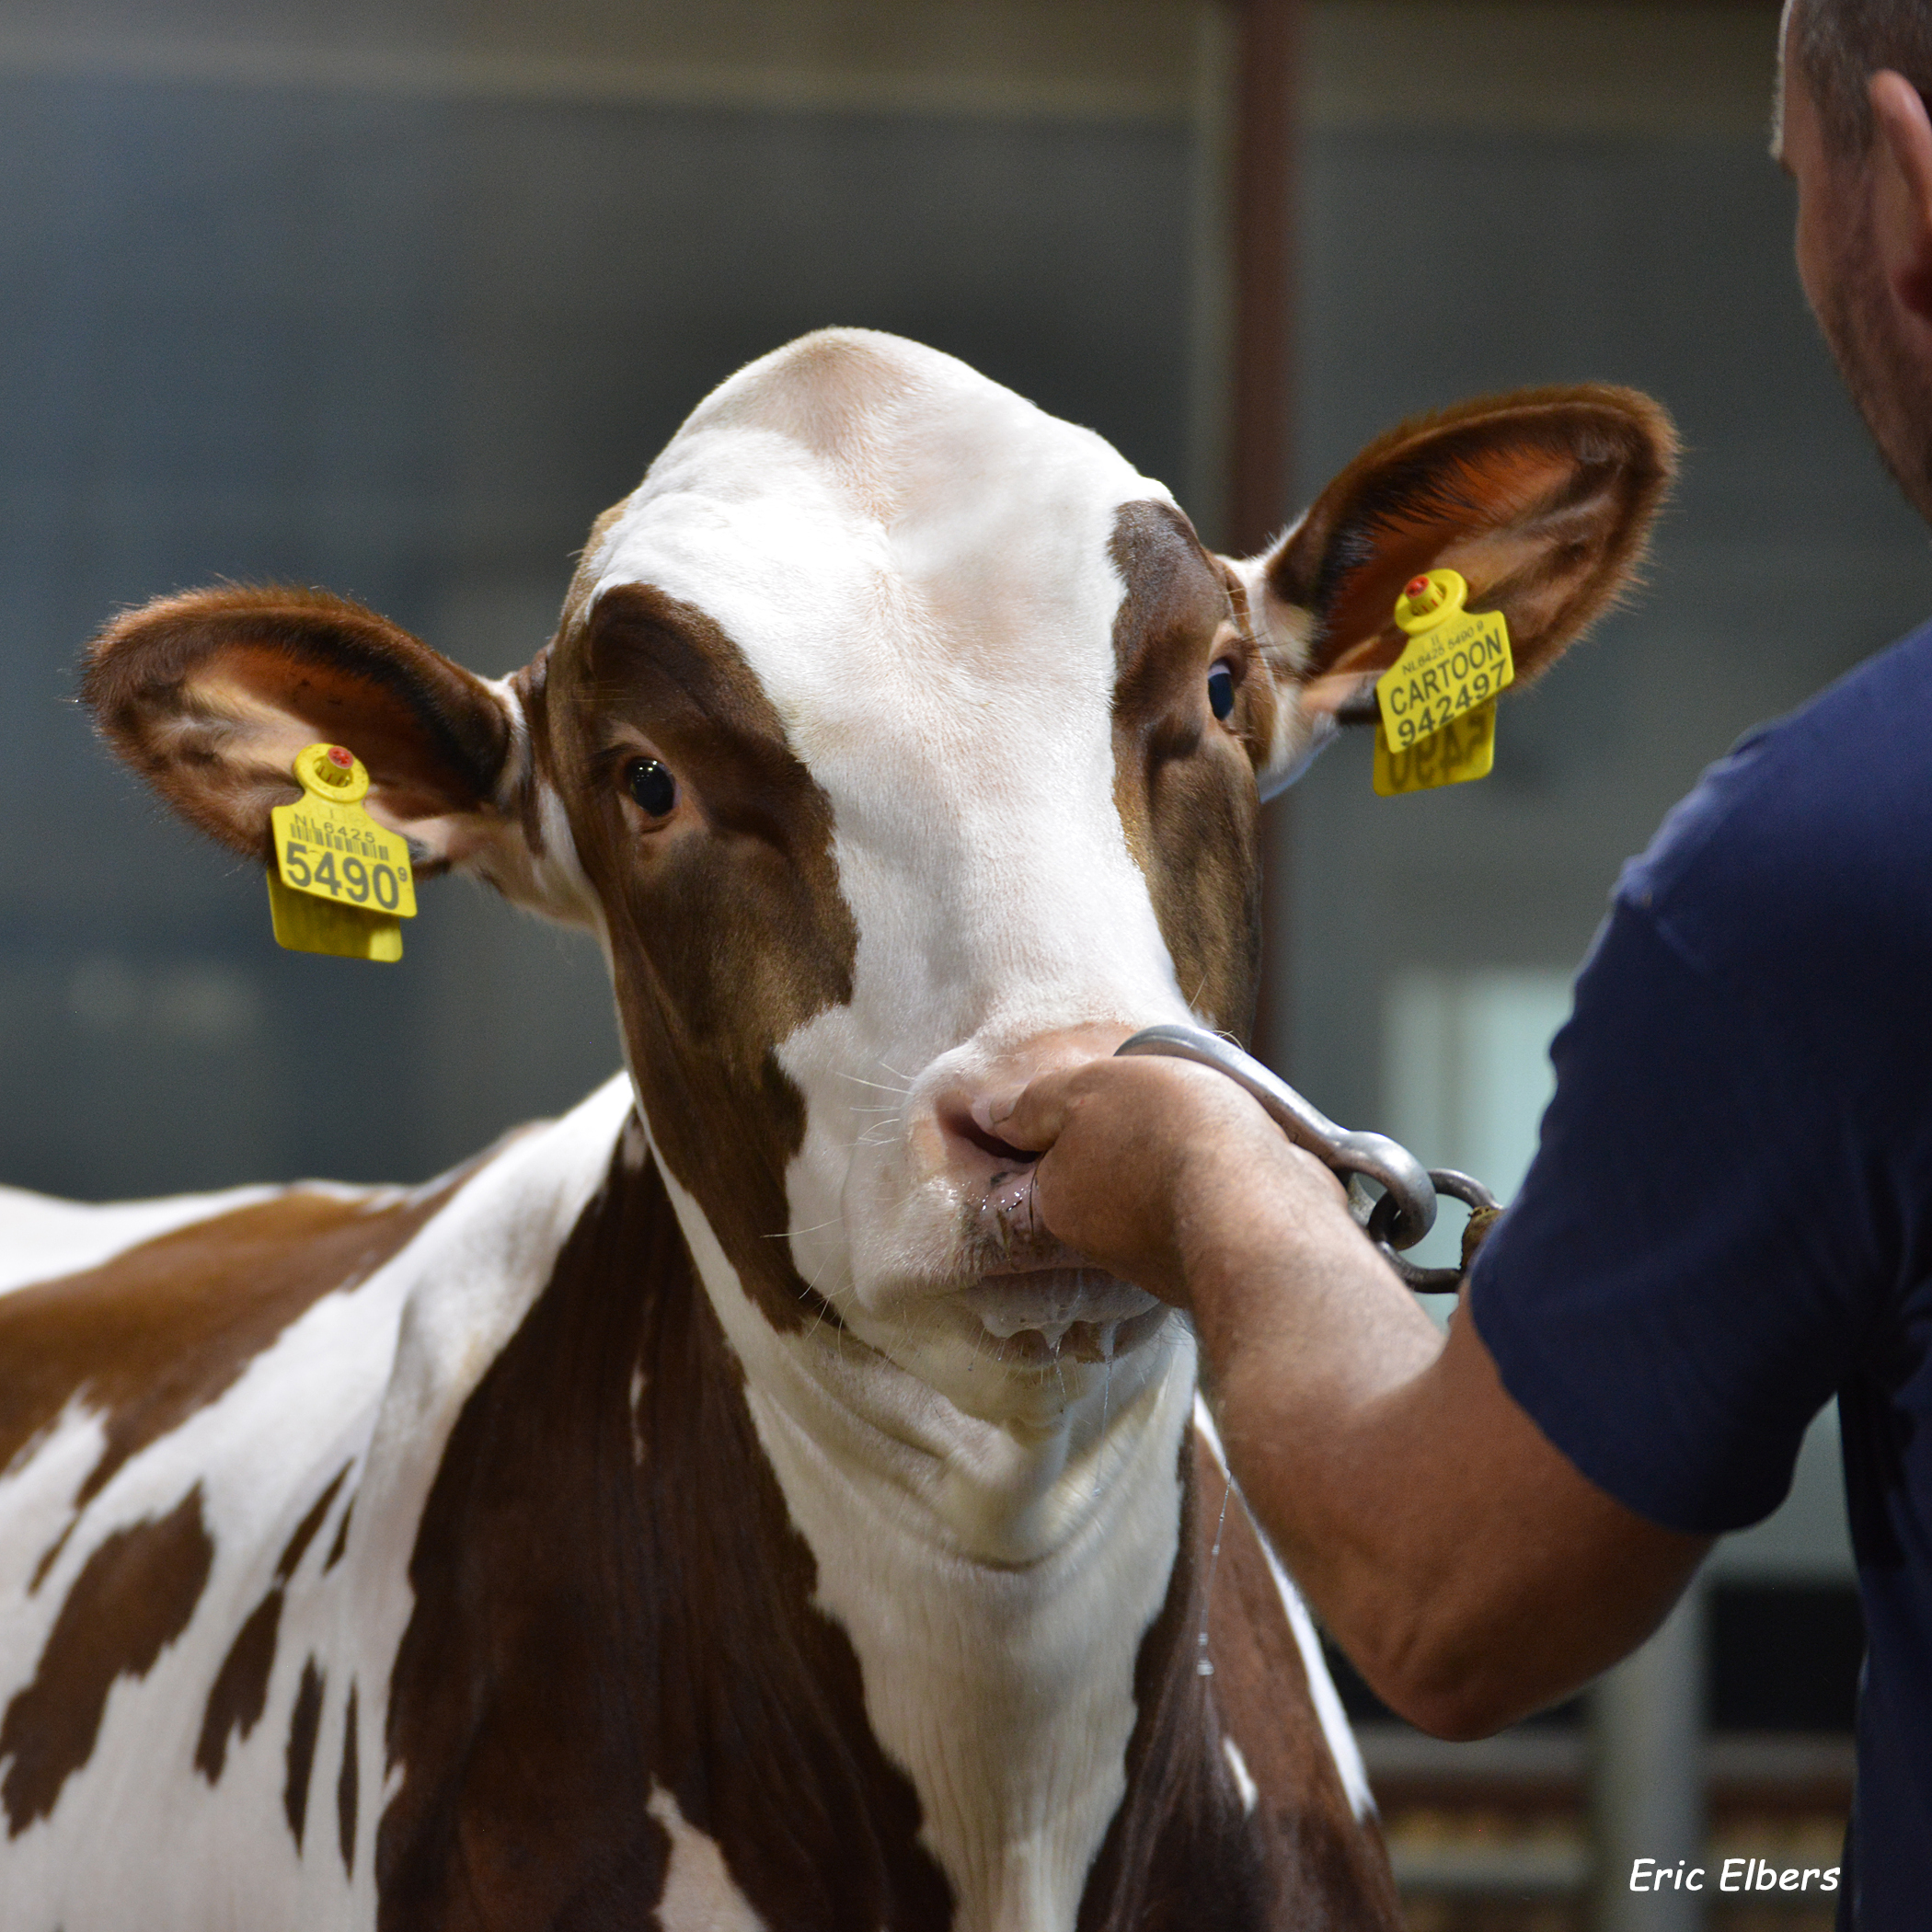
[1226,0,1298,560]
[1222,0,1300,1069]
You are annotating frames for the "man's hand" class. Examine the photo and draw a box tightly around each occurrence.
[997,1053,1711,1738]
[993,1053,1350,1308]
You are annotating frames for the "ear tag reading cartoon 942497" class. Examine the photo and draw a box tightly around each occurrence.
[266,743,418,962]
[1371,569,1513,798]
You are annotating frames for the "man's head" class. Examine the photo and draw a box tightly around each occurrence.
[1779,0,1932,523]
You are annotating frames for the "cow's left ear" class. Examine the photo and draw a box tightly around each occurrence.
[1238,384,1677,791]
[81,584,593,924]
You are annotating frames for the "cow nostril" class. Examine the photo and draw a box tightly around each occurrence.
[949,1111,1039,1167]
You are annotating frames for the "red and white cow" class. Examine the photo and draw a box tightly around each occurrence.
[0,329,1672,1930]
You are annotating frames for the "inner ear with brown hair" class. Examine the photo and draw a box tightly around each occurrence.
[80,583,592,924]
[1236,384,1678,789]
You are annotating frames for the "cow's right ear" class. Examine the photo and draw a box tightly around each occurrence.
[80,584,595,925]
[1236,384,1677,792]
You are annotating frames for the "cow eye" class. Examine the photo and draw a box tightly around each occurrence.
[1207,661,1236,721]
[624,757,677,818]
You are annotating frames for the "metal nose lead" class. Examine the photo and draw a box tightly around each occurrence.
[1114,1023,1500,1293]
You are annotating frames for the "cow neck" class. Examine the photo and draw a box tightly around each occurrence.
[647,1139,1204,1932]
[378,1110,954,1928]
[651,1139,1195,1564]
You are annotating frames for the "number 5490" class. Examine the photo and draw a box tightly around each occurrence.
[283,842,404,912]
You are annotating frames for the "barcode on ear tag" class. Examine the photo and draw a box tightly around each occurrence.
[1374,605,1513,749]
[270,800,416,917]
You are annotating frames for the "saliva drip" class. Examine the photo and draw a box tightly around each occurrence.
[1195,1470,1233,1677]
[1091,1354,1113,1498]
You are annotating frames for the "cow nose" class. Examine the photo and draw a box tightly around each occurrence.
[940,1099,1039,1170]
[931,1023,1134,1179]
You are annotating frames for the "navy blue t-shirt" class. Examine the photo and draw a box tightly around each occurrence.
[1470,618,1932,1930]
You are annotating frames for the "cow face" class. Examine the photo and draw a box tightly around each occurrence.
[83,330,1673,1428]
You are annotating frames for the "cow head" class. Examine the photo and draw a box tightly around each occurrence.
[83,330,1673,1437]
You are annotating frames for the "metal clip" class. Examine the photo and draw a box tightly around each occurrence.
[1114,1024,1499,1294]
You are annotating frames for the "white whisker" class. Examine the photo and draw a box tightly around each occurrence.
[765,1215,844,1241]
[838,1072,914,1096]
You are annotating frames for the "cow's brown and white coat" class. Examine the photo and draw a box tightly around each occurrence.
[0,330,1673,1930]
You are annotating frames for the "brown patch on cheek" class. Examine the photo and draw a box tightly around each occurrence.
[549,585,860,1334]
[0,1171,476,1534]
[1108,503,1265,1041]
[1122,758,1262,1039]
[0,1486,216,1834]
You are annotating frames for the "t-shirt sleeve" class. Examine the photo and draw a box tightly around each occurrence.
[1467,896,1872,1536]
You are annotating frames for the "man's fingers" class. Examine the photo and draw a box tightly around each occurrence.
[985,1068,1075,1151]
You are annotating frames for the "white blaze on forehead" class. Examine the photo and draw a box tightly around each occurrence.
[588,330,1190,1049]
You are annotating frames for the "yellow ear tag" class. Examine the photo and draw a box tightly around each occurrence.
[1374,699,1497,795]
[266,743,418,962]
[1371,569,1513,797]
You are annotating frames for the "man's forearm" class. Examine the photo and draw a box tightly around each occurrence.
[1001,1053,1708,1735]
[1180,1174,1708,1735]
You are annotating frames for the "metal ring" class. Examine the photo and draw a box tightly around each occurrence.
[1115,1023,1439,1251]
[1373,1168,1502,1293]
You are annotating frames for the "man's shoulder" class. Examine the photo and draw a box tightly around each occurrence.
[1621,616,1932,988]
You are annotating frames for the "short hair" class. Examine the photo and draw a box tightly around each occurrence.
[1790,0,1932,154]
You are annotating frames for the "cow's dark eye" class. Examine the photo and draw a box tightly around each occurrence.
[625,757,677,817]
[1207,661,1236,721]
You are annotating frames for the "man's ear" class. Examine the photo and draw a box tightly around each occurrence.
[1237,385,1676,790]
[80,584,593,925]
[1869,72,1932,321]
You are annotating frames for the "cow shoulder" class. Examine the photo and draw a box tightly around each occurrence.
[375,1136,953,1932]
[1076,1420,1402,1931]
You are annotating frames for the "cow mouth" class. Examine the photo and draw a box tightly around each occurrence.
[961,1268,1168,1364]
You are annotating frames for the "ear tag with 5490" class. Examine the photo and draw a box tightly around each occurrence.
[267,743,417,961]
[1371,569,1513,797]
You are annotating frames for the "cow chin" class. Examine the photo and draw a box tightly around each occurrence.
[780,1022,1186,1423]
[841,1284,1179,1432]
[960,1270,1167,1363]
[829,1184,1178,1428]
